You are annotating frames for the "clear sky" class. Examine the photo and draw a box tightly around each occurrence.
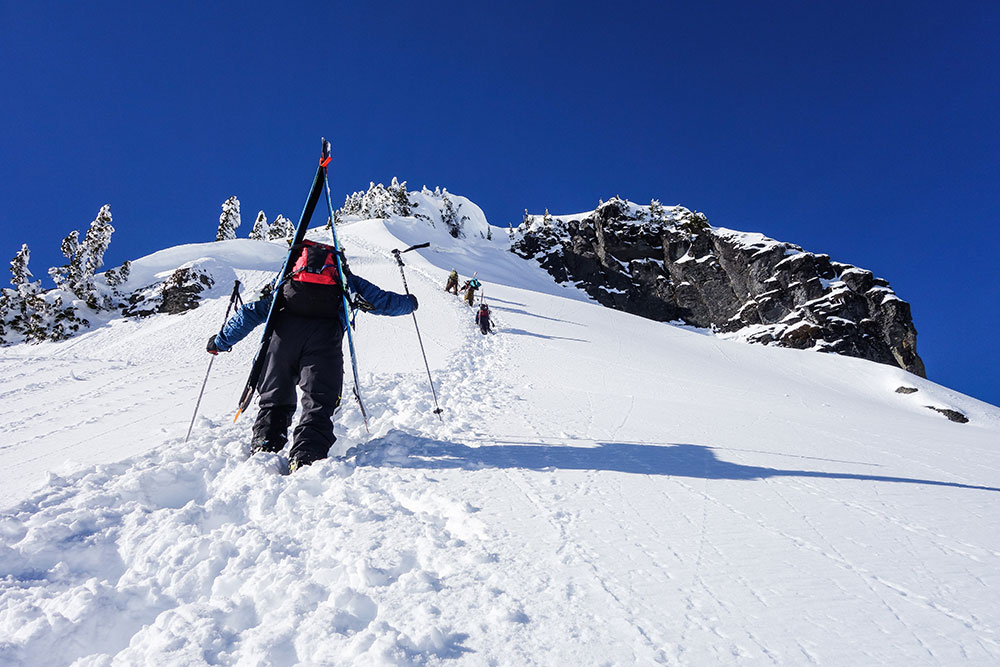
[2,1,997,406]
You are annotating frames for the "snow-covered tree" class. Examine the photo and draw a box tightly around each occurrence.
[5,245,48,343]
[249,211,269,240]
[105,260,131,288]
[47,205,115,310]
[388,177,412,217]
[216,196,241,241]
[268,214,295,240]
[10,244,32,287]
[48,231,82,295]
[80,205,114,308]
[441,191,462,238]
[649,199,665,224]
[339,180,416,221]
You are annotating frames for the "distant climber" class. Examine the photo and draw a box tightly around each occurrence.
[476,303,495,335]
[463,276,481,306]
[444,269,459,295]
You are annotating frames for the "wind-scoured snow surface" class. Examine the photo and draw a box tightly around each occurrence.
[2,212,999,666]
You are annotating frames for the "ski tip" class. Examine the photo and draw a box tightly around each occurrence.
[233,408,243,423]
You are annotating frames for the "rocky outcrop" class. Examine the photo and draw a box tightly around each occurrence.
[511,197,925,376]
[122,266,215,318]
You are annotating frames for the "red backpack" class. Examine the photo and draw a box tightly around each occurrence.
[281,240,344,318]
[289,240,341,286]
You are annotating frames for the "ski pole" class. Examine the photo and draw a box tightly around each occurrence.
[186,280,243,442]
[391,244,444,420]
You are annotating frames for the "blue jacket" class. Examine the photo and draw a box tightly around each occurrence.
[214,273,414,352]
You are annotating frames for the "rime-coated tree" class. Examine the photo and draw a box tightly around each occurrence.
[10,244,32,287]
[48,230,82,294]
[542,208,553,228]
[441,191,462,238]
[105,260,131,288]
[249,211,269,240]
[649,199,665,224]
[6,245,47,342]
[216,196,241,241]
[388,177,412,216]
[81,204,114,307]
[48,205,116,310]
[341,191,363,217]
[267,214,295,240]
[362,182,392,219]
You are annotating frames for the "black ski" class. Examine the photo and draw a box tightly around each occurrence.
[235,139,332,420]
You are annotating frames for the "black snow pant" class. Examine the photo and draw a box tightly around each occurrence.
[251,313,344,464]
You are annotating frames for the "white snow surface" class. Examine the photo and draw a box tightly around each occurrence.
[2,213,1000,666]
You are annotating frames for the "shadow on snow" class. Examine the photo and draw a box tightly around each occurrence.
[354,432,1000,493]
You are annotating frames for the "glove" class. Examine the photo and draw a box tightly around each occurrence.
[206,335,220,355]
[354,294,375,313]
[409,294,419,311]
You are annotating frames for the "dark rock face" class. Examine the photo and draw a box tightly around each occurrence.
[511,198,926,377]
[122,267,215,318]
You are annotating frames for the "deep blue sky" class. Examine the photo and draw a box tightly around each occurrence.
[3,1,998,406]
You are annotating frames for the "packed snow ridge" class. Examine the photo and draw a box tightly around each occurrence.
[2,186,1000,665]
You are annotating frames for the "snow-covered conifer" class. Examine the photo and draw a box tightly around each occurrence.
[249,211,269,240]
[10,244,32,287]
[216,196,241,241]
[388,177,412,217]
[363,182,392,219]
[81,205,114,283]
[341,192,363,217]
[441,191,462,238]
[268,214,295,240]
[6,245,49,342]
[649,199,665,223]
[105,260,131,288]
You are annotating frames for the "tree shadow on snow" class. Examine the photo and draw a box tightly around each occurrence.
[357,433,1000,493]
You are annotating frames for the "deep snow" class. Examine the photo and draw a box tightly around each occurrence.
[1,210,999,666]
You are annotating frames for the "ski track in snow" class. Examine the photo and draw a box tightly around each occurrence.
[2,219,1000,665]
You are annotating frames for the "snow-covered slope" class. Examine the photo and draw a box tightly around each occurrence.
[1,213,999,666]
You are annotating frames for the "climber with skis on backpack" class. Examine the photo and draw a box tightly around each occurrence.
[206,240,416,472]
[475,302,495,335]
[444,269,459,295]
[463,276,481,306]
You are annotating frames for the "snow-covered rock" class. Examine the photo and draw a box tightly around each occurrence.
[511,196,926,376]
